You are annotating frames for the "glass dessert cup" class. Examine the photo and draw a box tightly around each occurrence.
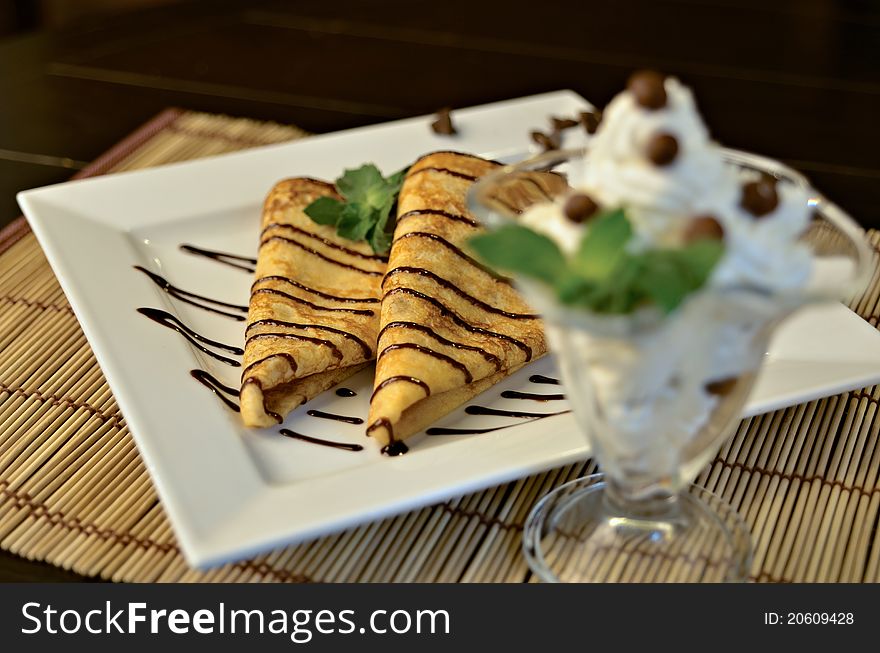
[468,148,871,582]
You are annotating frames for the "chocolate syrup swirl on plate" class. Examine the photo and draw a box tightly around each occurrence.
[190,369,240,412]
[280,428,363,452]
[426,408,570,436]
[500,390,565,402]
[179,244,256,273]
[335,388,357,397]
[134,265,248,320]
[306,410,364,425]
[137,307,242,366]
[529,374,560,385]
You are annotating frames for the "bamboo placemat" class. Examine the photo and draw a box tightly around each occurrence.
[1,110,879,583]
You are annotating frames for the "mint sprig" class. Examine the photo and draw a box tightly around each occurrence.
[469,209,724,315]
[304,164,408,255]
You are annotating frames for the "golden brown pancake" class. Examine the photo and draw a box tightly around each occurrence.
[240,178,385,427]
[366,151,565,449]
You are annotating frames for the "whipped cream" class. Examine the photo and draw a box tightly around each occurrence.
[517,73,815,486]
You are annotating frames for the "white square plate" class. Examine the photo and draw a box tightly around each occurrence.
[18,91,880,567]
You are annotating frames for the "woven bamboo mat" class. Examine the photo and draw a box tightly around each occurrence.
[2,110,879,583]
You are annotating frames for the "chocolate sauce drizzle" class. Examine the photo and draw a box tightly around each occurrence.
[397,209,479,228]
[179,244,256,272]
[465,405,567,419]
[240,377,284,423]
[394,232,512,284]
[190,369,240,412]
[137,307,242,366]
[260,235,383,276]
[382,287,532,361]
[408,166,477,182]
[370,375,431,401]
[261,223,389,262]
[306,409,364,425]
[247,319,373,359]
[383,266,539,319]
[365,418,409,456]
[252,275,379,304]
[279,428,363,452]
[133,266,248,320]
[378,343,473,384]
[244,332,344,364]
[426,409,570,436]
[378,321,502,371]
[251,288,375,316]
[240,352,299,380]
[501,390,565,402]
[335,388,357,397]
[529,374,560,385]
[381,440,409,456]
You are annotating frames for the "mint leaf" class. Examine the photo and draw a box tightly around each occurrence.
[572,208,632,281]
[337,203,375,242]
[303,163,410,255]
[469,225,567,284]
[469,208,725,316]
[635,252,690,313]
[367,196,396,255]
[369,224,393,255]
[336,165,385,203]
[677,240,725,287]
[386,167,408,193]
[303,196,344,226]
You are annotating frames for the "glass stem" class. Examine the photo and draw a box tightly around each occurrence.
[603,476,682,523]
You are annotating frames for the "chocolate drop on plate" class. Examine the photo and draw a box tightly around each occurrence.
[381,440,409,456]
[580,110,601,134]
[646,132,678,166]
[706,377,738,395]
[740,175,779,217]
[563,193,599,223]
[431,107,457,135]
[551,116,580,131]
[628,70,667,109]
[531,130,561,152]
[684,215,725,242]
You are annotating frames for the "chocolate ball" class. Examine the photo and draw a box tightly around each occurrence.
[684,215,724,243]
[563,193,599,223]
[580,110,601,134]
[706,377,738,396]
[628,70,667,110]
[551,116,579,131]
[531,130,561,152]
[740,175,779,217]
[431,107,457,135]
[646,132,679,166]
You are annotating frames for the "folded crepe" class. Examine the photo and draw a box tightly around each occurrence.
[367,151,566,450]
[240,178,384,427]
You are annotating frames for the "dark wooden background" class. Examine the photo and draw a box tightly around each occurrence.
[1,0,878,580]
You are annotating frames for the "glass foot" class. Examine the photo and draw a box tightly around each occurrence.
[523,474,752,582]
